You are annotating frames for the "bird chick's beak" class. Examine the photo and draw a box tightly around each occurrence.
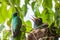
[31,18,35,21]
[31,17,37,21]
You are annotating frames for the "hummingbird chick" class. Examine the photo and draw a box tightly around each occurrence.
[32,17,48,29]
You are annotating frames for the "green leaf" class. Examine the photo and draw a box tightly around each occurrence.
[31,1,36,10]
[25,0,30,4]
[19,32,25,40]
[0,16,4,23]
[41,9,47,22]
[54,0,58,3]
[41,9,54,25]
[15,0,20,6]
[0,7,4,23]
[9,0,15,6]
[5,0,20,6]
[20,24,26,40]
[21,24,26,32]
[0,1,8,23]
[4,0,10,5]
[31,1,41,18]
[1,3,7,19]
[7,7,13,18]
[16,7,24,20]
[23,0,29,16]
[42,0,52,9]
[22,5,27,16]
[42,0,54,25]
[31,0,42,10]
[7,18,12,28]
[36,0,42,6]
[0,0,2,2]
[34,7,41,18]
[25,20,32,33]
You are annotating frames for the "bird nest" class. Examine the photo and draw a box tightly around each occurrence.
[27,28,60,40]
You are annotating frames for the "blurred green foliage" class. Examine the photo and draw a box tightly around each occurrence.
[55,2,60,34]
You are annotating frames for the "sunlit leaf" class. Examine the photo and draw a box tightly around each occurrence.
[4,0,10,5]
[0,1,8,23]
[54,0,58,3]
[25,0,30,4]
[31,1,41,18]
[41,9,54,25]
[41,0,54,26]
[42,0,52,9]
[25,20,32,33]
[7,18,12,28]
[0,7,4,23]
[7,6,16,18]
[34,7,41,18]
[9,0,15,6]
[31,1,36,10]
[21,24,26,32]
[0,0,2,2]
[15,0,20,6]
[36,0,42,6]
[22,5,27,16]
